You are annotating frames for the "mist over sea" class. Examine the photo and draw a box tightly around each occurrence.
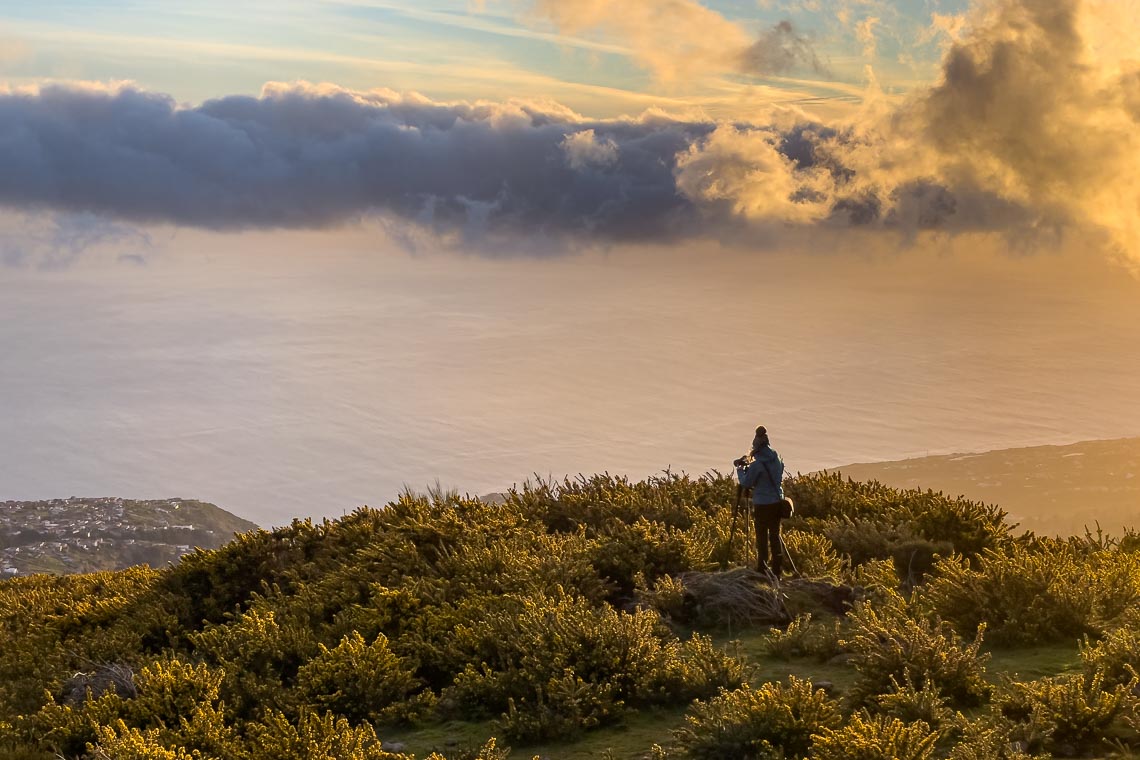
[3,241,1139,527]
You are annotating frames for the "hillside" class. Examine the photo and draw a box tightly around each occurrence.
[828,437,1140,536]
[0,497,258,577]
[2,471,1140,759]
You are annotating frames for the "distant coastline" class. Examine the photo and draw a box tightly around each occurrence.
[825,436,1140,536]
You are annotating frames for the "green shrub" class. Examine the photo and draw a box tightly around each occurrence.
[918,546,1092,646]
[499,673,624,742]
[443,594,741,738]
[295,632,431,725]
[873,675,955,733]
[810,713,939,760]
[782,531,847,580]
[246,710,406,760]
[637,574,689,622]
[189,604,319,718]
[764,614,845,662]
[88,721,198,760]
[421,738,510,760]
[1080,628,1140,689]
[588,518,707,599]
[785,473,1009,559]
[994,670,1137,755]
[657,634,747,702]
[944,720,1038,760]
[843,596,991,708]
[851,558,900,595]
[24,658,234,759]
[672,677,842,760]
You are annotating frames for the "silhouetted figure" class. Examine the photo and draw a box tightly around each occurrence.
[735,425,786,575]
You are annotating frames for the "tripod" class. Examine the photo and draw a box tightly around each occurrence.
[728,484,753,568]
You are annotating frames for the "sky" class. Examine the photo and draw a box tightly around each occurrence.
[0,0,959,115]
[1,0,1139,265]
[2,0,1140,521]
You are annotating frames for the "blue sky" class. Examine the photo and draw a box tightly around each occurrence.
[0,0,969,115]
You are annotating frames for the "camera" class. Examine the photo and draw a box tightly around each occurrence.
[733,453,754,468]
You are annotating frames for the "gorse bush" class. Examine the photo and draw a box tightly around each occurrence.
[0,469,1105,759]
[810,713,939,760]
[781,530,847,580]
[443,593,742,740]
[786,472,1009,559]
[1081,628,1140,688]
[26,658,233,759]
[872,675,955,734]
[919,543,1140,646]
[295,631,430,725]
[90,721,199,760]
[843,594,991,708]
[918,545,1091,646]
[764,613,845,662]
[994,670,1138,755]
[672,677,842,760]
[246,710,407,760]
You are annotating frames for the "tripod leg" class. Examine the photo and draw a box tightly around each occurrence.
[726,508,739,569]
[780,532,799,577]
[726,485,743,569]
[744,506,752,568]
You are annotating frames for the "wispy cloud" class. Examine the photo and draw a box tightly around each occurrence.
[523,0,826,82]
[0,211,152,269]
[0,34,31,66]
[323,0,633,56]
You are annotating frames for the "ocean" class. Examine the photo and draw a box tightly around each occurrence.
[3,238,1139,526]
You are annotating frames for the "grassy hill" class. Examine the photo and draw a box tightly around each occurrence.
[1,471,1139,760]
[0,497,258,576]
[829,437,1140,537]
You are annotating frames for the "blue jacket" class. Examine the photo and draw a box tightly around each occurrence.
[737,446,785,505]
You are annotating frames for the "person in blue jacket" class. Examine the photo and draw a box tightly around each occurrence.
[735,425,787,576]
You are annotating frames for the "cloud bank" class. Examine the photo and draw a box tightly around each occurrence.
[0,0,1138,261]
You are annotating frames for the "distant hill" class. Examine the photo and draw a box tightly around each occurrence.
[0,497,257,577]
[827,437,1140,536]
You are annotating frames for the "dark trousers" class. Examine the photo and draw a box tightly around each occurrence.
[753,502,783,573]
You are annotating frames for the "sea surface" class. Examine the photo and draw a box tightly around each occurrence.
[3,241,1139,526]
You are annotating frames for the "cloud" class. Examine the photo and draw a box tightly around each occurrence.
[0,82,713,241]
[740,20,828,76]
[0,36,30,66]
[561,129,619,169]
[676,0,1140,262]
[0,0,1138,263]
[0,211,152,269]
[523,0,823,81]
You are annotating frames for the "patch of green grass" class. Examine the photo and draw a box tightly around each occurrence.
[707,625,858,697]
[984,641,1082,681]
[379,707,690,760]
[378,719,498,759]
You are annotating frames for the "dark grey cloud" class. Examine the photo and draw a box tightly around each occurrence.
[0,81,1047,250]
[0,84,717,241]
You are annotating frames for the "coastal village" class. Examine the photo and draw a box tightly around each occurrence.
[0,497,256,576]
